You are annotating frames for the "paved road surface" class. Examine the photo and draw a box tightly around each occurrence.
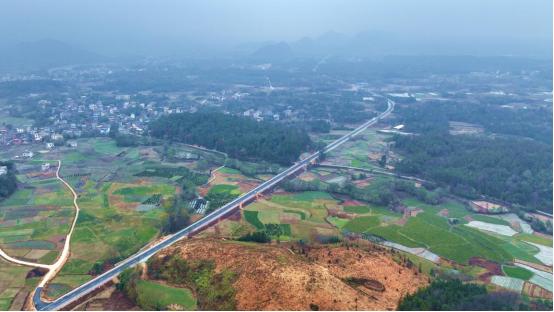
[35,99,394,311]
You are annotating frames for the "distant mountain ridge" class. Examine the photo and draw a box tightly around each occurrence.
[249,30,553,61]
[0,39,108,72]
[249,41,294,62]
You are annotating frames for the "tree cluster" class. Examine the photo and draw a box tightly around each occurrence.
[398,279,552,311]
[147,255,237,310]
[237,231,271,243]
[150,112,313,165]
[0,161,17,201]
[394,134,552,212]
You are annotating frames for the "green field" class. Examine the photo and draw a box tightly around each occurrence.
[41,138,194,297]
[243,210,264,230]
[238,191,342,242]
[502,265,533,280]
[327,216,349,229]
[113,184,174,196]
[343,216,380,232]
[208,184,241,196]
[218,167,241,175]
[0,115,34,127]
[136,280,196,310]
[271,191,333,203]
[0,161,75,265]
[284,209,306,220]
[92,139,120,155]
[355,198,544,264]
[343,205,370,214]
[470,214,511,226]
[514,233,553,247]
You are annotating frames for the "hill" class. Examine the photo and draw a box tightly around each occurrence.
[141,238,428,310]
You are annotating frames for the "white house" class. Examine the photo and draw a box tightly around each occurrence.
[41,163,50,171]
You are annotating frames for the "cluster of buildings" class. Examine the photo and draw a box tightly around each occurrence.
[0,92,183,147]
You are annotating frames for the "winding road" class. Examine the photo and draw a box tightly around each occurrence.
[0,160,81,304]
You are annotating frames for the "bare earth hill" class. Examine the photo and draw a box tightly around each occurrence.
[155,238,428,311]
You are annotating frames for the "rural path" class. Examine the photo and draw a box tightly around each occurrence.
[0,160,80,300]
[38,160,81,288]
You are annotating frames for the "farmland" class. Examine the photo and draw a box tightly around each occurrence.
[342,198,548,265]
[0,129,551,308]
[0,258,40,310]
[0,160,73,268]
[322,129,391,170]
[44,138,196,297]
[198,190,342,243]
[0,137,226,306]
[298,125,552,300]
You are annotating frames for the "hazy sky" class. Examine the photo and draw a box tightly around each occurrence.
[0,0,551,57]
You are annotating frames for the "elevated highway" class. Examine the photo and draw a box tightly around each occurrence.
[34,99,394,311]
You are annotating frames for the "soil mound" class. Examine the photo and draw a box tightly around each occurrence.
[157,238,428,310]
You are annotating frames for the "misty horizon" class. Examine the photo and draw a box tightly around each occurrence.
[0,0,552,59]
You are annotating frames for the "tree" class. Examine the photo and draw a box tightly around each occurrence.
[0,161,18,200]
[378,155,387,167]
[163,198,190,234]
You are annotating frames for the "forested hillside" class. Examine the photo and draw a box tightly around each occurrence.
[150,112,312,165]
[397,100,552,144]
[394,134,552,212]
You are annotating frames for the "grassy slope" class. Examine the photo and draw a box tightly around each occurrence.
[136,280,196,310]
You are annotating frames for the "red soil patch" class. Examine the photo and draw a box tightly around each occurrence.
[297,172,317,182]
[197,185,209,197]
[109,195,136,210]
[272,190,294,196]
[353,179,371,188]
[523,281,553,299]
[514,259,553,273]
[328,208,354,219]
[190,214,203,223]
[280,215,300,224]
[342,199,366,206]
[237,180,260,193]
[50,234,67,250]
[157,239,428,311]
[395,208,422,226]
[227,210,242,222]
[438,209,449,217]
[468,257,502,282]
[133,178,151,185]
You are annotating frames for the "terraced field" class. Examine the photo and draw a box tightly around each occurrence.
[0,138,218,305]
[43,139,182,297]
[324,129,390,169]
[335,197,549,265]
[0,161,73,267]
[240,191,341,242]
